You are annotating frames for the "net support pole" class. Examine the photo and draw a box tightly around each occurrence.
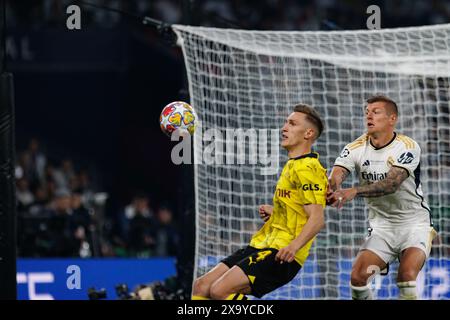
[0,72,16,300]
[0,0,17,300]
[174,0,196,298]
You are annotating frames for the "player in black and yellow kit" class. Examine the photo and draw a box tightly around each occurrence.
[192,104,327,300]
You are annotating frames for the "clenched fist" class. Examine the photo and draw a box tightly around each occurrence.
[259,204,273,222]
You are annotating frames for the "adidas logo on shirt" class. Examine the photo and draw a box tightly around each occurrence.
[362,160,370,167]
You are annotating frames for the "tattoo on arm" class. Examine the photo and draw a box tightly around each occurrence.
[330,167,350,191]
[356,166,408,197]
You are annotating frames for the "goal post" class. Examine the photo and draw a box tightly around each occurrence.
[172,24,450,299]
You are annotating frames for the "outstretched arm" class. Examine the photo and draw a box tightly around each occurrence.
[355,166,408,197]
[332,166,409,209]
[327,166,351,205]
[328,166,351,192]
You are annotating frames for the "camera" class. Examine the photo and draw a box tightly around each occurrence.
[115,283,139,300]
[87,287,107,300]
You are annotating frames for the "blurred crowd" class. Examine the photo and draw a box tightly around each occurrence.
[6,0,450,31]
[16,138,179,258]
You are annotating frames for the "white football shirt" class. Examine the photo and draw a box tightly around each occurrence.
[334,132,432,228]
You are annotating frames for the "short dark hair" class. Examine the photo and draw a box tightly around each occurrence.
[366,95,398,115]
[293,104,324,139]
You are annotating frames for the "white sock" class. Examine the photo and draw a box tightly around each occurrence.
[397,281,417,300]
[350,283,373,300]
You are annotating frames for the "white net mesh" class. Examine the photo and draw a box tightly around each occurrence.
[173,24,450,299]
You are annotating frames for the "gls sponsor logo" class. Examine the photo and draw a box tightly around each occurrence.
[362,171,387,181]
[301,184,322,191]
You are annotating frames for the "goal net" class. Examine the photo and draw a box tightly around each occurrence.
[172,24,450,299]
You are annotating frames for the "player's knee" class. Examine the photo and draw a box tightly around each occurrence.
[192,277,210,297]
[350,269,370,286]
[209,281,228,300]
[397,269,418,282]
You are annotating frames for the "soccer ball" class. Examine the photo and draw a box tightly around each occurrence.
[159,101,197,137]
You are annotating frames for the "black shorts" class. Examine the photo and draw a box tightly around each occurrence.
[221,246,301,298]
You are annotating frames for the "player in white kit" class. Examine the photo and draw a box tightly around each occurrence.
[327,95,437,300]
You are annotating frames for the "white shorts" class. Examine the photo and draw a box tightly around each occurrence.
[360,225,437,264]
